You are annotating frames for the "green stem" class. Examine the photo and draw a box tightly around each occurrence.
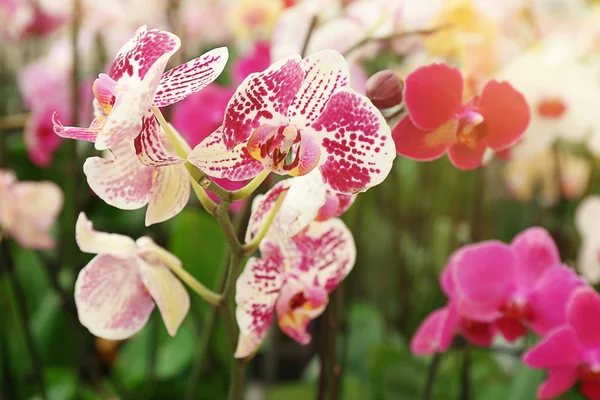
[227,359,247,400]
[230,170,270,202]
[242,191,287,255]
[423,353,441,400]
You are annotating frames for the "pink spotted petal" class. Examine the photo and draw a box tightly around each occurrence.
[288,218,356,294]
[83,140,153,210]
[523,326,582,369]
[245,170,327,242]
[138,258,190,337]
[452,241,516,318]
[75,212,137,257]
[288,49,350,127]
[392,116,457,161]
[135,113,186,167]
[567,287,600,347]
[537,368,579,400]
[52,112,102,143]
[447,140,487,170]
[404,63,464,131]
[315,192,356,221]
[187,128,265,181]
[285,133,321,177]
[74,254,154,340]
[511,227,560,289]
[478,80,530,151]
[153,47,229,107]
[222,55,304,149]
[410,304,459,355]
[528,266,585,336]
[276,277,328,345]
[234,250,285,358]
[311,88,395,194]
[108,26,180,82]
[145,164,190,226]
[495,316,527,342]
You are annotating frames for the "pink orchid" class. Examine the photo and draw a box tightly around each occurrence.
[0,0,65,41]
[235,217,356,357]
[0,170,63,250]
[524,287,600,399]
[393,63,530,170]
[451,228,585,340]
[54,25,229,151]
[74,213,190,340]
[232,41,271,85]
[245,170,356,243]
[188,49,395,194]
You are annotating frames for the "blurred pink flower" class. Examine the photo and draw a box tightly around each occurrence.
[0,170,63,250]
[74,213,189,339]
[524,287,600,399]
[232,41,271,84]
[0,0,65,41]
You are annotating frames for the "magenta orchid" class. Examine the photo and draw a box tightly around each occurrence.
[188,49,396,194]
[393,63,531,170]
[235,217,356,358]
[53,25,228,151]
[0,170,63,250]
[74,213,190,340]
[524,287,600,400]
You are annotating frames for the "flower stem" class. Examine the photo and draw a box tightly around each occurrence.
[231,169,270,201]
[242,191,287,255]
[423,353,441,400]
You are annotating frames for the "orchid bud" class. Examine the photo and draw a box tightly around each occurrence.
[366,70,404,110]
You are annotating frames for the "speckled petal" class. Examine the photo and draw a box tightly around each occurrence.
[145,164,190,226]
[83,139,153,210]
[135,112,186,167]
[75,212,137,257]
[222,55,304,149]
[53,112,102,143]
[234,243,285,358]
[187,128,265,181]
[288,50,350,128]
[311,88,395,194]
[153,47,229,107]
[74,254,154,340]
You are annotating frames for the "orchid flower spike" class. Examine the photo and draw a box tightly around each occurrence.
[188,49,396,195]
[74,213,190,340]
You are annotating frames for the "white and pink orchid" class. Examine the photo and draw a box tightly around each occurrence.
[235,217,356,358]
[188,49,395,195]
[74,212,190,340]
[52,26,229,225]
[0,170,63,250]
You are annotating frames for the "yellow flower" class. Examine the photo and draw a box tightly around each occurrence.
[228,0,284,43]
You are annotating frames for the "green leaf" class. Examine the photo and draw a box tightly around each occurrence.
[507,363,544,400]
[345,302,385,378]
[155,320,197,380]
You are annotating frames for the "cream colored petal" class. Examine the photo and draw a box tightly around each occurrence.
[75,212,137,257]
[145,164,190,226]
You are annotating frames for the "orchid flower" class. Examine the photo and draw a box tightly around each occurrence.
[53,25,229,151]
[0,170,63,250]
[575,196,600,284]
[188,49,396,195]
[235,217,356,358]
[451,228,584,340]
[524,287,600,400]
[393,63,530,170]
[74,213,190,340]
[245,169,356,243]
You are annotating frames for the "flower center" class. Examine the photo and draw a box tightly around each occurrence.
[500,299,533,321]
[248,124,304,172]
[536,97,567,119]
[580,364,600,382]
[456,109,485,147]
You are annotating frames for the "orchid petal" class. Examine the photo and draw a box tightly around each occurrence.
[138,259,190,337]
[311,88,395,194]
[222,55,304,149]
[288,50,350,128]
[92,74,118,114]
[523,326,582,369]
[74,254,154,340]
[315,192,356,221]
[135,112,187,167]
[576,196,600,236]
[52,112,102,142]
[478,80,530,151]
[404,63,463,131]
[460,317,496,347]
[153,47,229,107]
[567,287,600,347]
[187,128,265,181]
[245,170,327,242]
[83,139,153,210]
[108,26,180,82]
[235,249,285,358]
[537,368,579,400]
[511,227,560,289]
[145,164,190,226]
[577,239,600,284]
[392,116,456,161]
[495,316,527,342]
[581,381,600,400]
[447,140,487,170]
[410,304,459,355]
[75,212,137,257]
